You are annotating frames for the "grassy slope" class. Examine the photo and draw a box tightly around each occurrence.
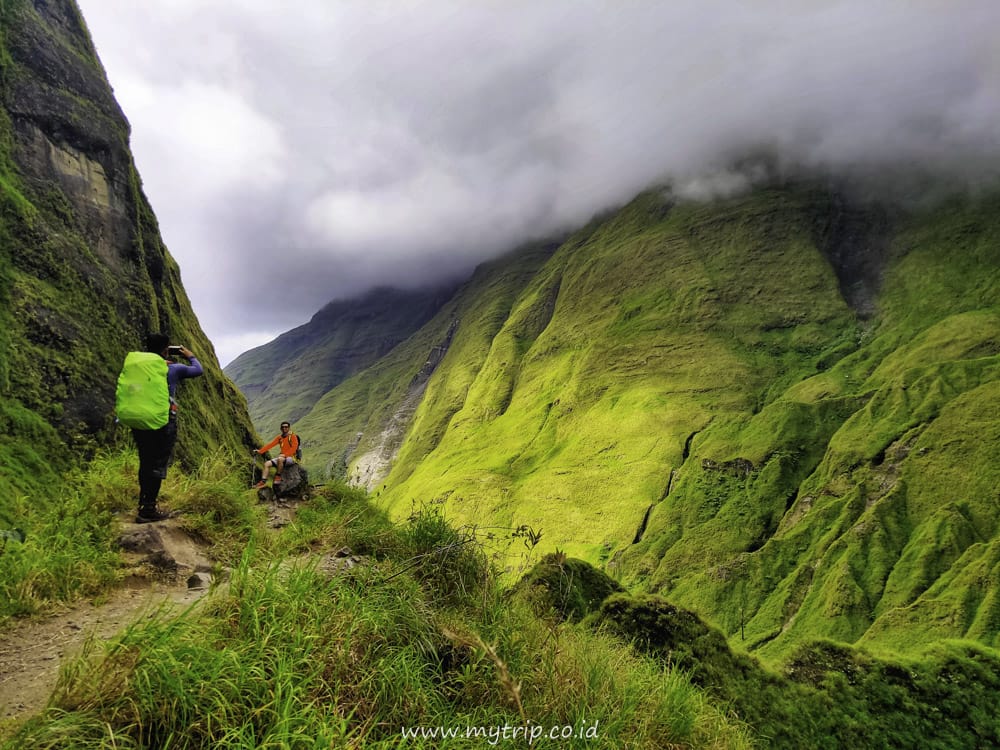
[283,182,1000,661]
[7,448,998,749]
[379,188,857,564]
[1,473,754,749]
[624,192,1000,659]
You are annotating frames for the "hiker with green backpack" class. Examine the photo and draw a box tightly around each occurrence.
[115,333,203,523]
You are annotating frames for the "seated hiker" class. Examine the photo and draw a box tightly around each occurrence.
[253,421,300,488]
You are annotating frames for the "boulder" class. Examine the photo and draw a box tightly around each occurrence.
[257,462,309,502]
[116,518,215,581]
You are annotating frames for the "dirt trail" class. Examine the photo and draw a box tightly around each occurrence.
[0,576,209,722]
[0,503,271,725]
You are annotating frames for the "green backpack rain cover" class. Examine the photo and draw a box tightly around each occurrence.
[115,351,170,430]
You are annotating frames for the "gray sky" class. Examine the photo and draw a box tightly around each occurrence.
[74,0,1000,366]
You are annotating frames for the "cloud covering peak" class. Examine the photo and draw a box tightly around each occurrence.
[75,0,1000,364]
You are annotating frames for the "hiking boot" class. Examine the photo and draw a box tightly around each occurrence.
[253,480,267,489]
[135,507,171,524]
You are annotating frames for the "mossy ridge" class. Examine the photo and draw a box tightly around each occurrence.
[0,5,65,508]
[596,594,1000,749]
[515,553,625,622]
[612,192,1000,658]
[0,0,256,528]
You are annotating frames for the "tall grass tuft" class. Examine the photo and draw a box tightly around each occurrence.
[0,451,135,620]
[399,503,489,606]
[165,449,267,563]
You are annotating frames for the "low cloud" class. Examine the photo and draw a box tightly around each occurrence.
[75,0,1000,365]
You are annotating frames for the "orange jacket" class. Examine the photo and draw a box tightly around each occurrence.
[260,433,299,458]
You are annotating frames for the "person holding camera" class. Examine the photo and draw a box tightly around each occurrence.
[131,333,203,523]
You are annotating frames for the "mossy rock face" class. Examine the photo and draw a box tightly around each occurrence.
[515,553,624,622]
[0,0,257,518]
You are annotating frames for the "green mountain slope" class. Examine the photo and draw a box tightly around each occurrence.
[379,189,861,558]
[629,193,1000,659]
[264,182,1000,658]
[290,241,559,481]
[0,0,255,516]
[225,285,455,436]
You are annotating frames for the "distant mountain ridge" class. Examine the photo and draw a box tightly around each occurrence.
[225,284,457,434]
[232,181,1000,659]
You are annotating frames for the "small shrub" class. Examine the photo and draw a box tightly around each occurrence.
[514,552,625,622]
[400,505,489,605]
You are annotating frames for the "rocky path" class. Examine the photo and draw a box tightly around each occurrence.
[0,575,208,722]
[0,506,247,725]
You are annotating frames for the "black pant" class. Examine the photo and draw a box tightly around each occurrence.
[132,417,178,510]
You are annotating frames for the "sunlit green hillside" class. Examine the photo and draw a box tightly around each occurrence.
[254,182,1000,660]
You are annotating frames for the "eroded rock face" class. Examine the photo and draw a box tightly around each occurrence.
[19,124,130,267]
[350,320,459,491]
[7,0,135,270]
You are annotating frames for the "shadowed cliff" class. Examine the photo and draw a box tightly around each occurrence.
[0,0,257,512]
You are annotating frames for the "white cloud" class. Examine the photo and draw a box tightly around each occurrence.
[211,329,286,370]
[73,0,1000,366]
[114,76,286,198]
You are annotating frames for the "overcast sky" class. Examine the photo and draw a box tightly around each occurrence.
[74,0,1000,367]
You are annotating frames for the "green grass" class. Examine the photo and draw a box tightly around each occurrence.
[0,452,126,620]
[8,451,1000,749]
[1,462,755,749]
[0,449,270,622]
